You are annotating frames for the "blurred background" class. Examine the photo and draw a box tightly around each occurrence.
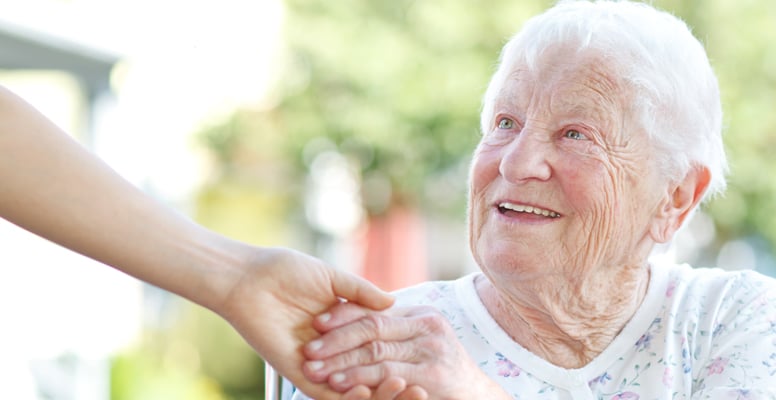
[0,0,774,398]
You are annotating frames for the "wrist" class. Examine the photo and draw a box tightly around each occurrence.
[166,229,255,315]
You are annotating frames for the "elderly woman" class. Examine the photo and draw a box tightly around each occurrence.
[293,1,776,399]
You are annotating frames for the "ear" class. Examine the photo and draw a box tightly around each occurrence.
[649,165,711,243]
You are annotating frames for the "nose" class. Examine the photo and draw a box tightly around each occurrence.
[498,130,552,183]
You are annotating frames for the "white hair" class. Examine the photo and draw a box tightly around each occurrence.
[480,0,727,201]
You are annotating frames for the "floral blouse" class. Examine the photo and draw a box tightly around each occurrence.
[293,263,776,399]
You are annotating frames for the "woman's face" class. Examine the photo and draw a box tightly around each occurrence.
[469,46,667,283]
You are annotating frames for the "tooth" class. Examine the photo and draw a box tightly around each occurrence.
[500,202,560,218]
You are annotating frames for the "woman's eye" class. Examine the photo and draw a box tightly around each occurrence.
[564,129,586,140]
[497,118,515,129]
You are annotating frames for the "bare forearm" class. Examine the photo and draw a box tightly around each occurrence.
[0,85,243,311]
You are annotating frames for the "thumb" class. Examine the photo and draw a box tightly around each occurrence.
[328,269,394,310]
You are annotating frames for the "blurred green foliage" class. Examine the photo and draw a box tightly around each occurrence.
[686,1,776,248]
[198,0,554,218]
[644,0,776,250]
[111,296,264,400]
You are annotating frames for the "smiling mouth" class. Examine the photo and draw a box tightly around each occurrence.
[498,202,561,218]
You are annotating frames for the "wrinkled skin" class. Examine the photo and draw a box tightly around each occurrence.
[467,44,666,367]
[219,248,398,400]
[303,303,509,400]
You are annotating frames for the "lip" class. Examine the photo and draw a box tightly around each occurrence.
[492,199,561,220]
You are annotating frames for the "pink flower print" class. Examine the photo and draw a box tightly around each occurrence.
[662,367,674,387]
[707,357,728,375]
[495,352,521,378]
[755,292,769,308]
[426,289,441,302]
[611,392,640,399]
[665,280,676,297]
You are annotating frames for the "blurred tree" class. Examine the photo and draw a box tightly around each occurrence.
[197,0,552,219]
[656,0,776,260]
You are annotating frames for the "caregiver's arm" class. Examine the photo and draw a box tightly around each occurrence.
[0,85,394,400]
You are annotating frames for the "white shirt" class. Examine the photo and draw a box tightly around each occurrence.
[294,263,776,399]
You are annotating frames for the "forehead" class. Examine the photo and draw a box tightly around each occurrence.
[494,47,631,125]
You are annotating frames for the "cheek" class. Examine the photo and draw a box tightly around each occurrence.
[559,158,652,263]
[558,159,622,242]
[556,158,612,209]
[468,145,501,198]
[467,146,500,256]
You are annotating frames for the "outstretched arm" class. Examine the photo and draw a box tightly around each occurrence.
[0,85,394,400]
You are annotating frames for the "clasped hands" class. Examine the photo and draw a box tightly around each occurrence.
[300,303,508,400]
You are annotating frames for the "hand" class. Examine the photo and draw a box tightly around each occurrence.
[302,303,511,400]
[214,247,395,400]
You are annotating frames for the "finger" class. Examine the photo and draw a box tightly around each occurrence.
[395,385,428,400]
[314,302,373,333]
[305,312,420,359]
[304,338,421,383]
[374,376,407,400]
[342,384,372,400]
[288,381,349,400]
[329,269,395,310]
[328,362,406,392]
[316,304,433,333]
[316,304,442,335]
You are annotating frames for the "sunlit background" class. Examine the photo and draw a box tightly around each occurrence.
[1,0,775,399]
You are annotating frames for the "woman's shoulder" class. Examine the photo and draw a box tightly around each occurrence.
[665,263,776,294]
[659,263,776,318]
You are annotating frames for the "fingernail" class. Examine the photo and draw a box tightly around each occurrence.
[331,373,345,383]
[318,313,331,323]
[308,339,323,351]
[307,360,324,371]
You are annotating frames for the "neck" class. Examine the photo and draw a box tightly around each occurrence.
[477,263,650,369]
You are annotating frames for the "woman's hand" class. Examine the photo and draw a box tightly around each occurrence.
[302,303,511,400]
[214,247,396,400]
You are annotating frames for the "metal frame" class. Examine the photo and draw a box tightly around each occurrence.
[265,363,282,400]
